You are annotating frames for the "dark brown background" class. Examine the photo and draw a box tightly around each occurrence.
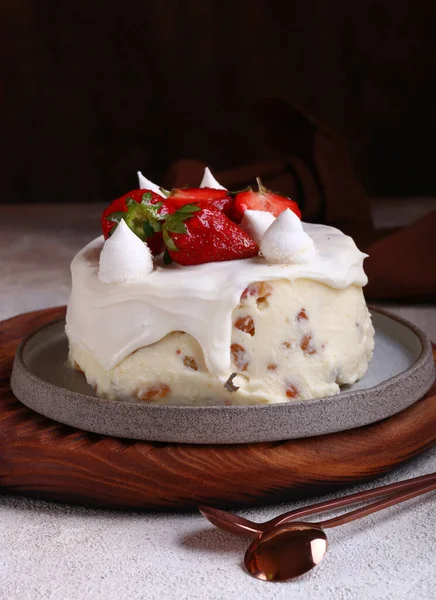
[2,0,436,204]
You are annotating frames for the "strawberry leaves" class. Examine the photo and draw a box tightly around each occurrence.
[106,211,128,224]
[163,248,173,265]
[142,221,156,238]
[162,204,201,252]
[118,192,165,241]
[101,189,165,241]
[162,228,178,251]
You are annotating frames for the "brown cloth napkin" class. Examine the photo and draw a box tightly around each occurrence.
[165,102,436,301]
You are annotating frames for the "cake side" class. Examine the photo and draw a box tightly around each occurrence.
[69,278,374,405]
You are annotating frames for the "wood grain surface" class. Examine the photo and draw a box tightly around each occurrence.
[0,307,435,510]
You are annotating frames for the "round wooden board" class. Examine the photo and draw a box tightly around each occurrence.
[1,307,435,510]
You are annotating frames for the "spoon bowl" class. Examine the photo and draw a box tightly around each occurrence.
[245,522,328,581]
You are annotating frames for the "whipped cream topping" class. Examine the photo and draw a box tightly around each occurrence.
[67,222,368,377]
[98,219,154,283]
[199,167,227,190]
[240,209,276,245]
[261,209,316,264]
[137,171,165,197]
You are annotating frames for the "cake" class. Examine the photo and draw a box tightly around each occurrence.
[66,168,374,405]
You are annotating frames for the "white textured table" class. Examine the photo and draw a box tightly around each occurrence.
[0,204,435,600]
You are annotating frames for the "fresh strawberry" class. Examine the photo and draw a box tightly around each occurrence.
[101,189,164,239]
[101,189,167,254]
[169,187,232,215]
[230,178,301,223]
[162,205,259,266]
[100,187,235,257]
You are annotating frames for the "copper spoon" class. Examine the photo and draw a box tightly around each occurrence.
[244,480,436,581]
[198,471,436,538]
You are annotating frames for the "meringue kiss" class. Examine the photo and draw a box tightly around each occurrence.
[99,219,154,283]
[240,209,276,245]
[260,209,316,264]
[200,167,227,190]
[137,171,165,197]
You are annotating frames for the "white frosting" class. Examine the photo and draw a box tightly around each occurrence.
[261,209,316,264]
[240,210,276,245]
[67,222,368,377]
[98,220,154,283]
[137,171,165,197]
[199,167,227,190]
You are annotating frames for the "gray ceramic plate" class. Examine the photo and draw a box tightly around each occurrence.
[10,309,435,444]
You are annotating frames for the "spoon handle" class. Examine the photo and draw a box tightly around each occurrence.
[317,481,436,529]
[268,472,436,529]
